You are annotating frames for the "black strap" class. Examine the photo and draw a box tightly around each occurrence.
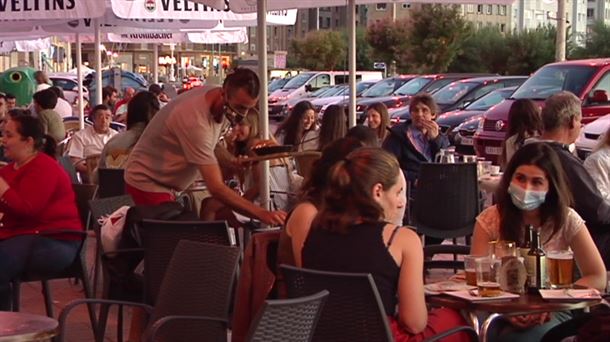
[386,225,402,248]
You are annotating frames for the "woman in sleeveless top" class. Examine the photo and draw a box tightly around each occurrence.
[302,147,470,342]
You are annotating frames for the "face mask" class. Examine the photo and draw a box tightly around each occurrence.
[508,182,547,211]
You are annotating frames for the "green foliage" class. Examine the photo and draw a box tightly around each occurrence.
[366,18,410,68]
[289,30,347,70]
[400,4,470,73]
[451,26,509,73]
[571,21,610,59]
[504,25,556,75]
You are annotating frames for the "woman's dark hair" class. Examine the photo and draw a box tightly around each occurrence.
[496,142,572,245]
[366,102,390,141]
[409,93,439,116]
[318,104,347,151]
[275,100,315,149]
[126,91,160,130]
[314,147,401,234]
[500,99,542,166]
[7,108,31,118]
[346,125,379,147]
[300,137,363,206]
[10,114,57,158]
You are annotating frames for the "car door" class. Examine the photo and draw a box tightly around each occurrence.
[582,69,610,123]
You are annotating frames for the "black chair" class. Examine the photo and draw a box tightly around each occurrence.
[138,219,234,305]
[412,163,480,272]
[246,290,329,342]
[97,168,126,198]
[73,183,98,231]
[280,265,393,341]
[58,155,81,184]
[58,240,240,342]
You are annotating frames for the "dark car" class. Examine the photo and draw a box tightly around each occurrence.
[453,116,483,155]
[437,86,517,143]
[389,76,527,124]
[268,77,291,94]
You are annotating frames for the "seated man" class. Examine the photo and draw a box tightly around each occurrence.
[530,91,610,267]
[68,104,118,175]
[32,88,65,143]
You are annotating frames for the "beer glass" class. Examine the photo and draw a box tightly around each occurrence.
[546,249,574,289]
[488,240,517,259]
[464,255,484,286]
[475,257,502,297]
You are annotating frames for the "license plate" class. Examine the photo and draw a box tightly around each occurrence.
[461,137,473,146]
[485,146,502,155]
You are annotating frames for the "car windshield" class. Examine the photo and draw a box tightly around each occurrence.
[361,78,397,97]
[269,78,289,92]
[311,87,332,97]
[512,65,597,99]
[433,81,479,105]
[320,86,344,97]
[356,82,375,95]
[394,77,432,96]
[466,88,513,111]
[283,72,315,89]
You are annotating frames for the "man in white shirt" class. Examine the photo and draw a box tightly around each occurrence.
[49,87,73,118]
[68,104,118,173]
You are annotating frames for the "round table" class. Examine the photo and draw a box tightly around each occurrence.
[427,293,601,342]
[0,311,58,341]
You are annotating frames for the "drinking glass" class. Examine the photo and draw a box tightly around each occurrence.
[475,257,502,297]
[546,249,574,289]
[464,255,484,286]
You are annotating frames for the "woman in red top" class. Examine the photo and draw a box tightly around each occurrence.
[0,114,82,310]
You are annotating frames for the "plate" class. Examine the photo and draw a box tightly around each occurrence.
[425,281,475,295]
[539,289,601,300]
[444,290,520,302]
[252,145,294,156]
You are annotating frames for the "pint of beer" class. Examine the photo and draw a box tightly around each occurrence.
[546,250,574,289]
[464,255,484,286]
[476,257,502,297]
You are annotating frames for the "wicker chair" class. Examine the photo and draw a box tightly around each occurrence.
[58,240,240,342]
[138,219,234,305]
[280,265,393,342]
[246,290,329,342]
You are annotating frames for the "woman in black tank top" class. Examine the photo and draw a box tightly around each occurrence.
[301,147,470,342]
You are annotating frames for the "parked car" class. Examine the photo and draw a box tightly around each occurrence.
[268,77,291,94]
[452,116,484,155]
[474,58,610,164]
[50,73,90,105]
[280,85,346,118]
[389,76,526,125]
[315,80,380,117]
[437,86,517,142]
[575,113,610,160]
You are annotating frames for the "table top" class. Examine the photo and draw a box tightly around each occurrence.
[239,150,321,163]
[427,292,601,314]
[0,311,58,341]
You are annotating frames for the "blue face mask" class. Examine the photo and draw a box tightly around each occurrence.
[508,182,547,211]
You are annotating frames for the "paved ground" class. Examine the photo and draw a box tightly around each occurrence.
[18,234,457,341]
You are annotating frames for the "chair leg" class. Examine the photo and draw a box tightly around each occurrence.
[11,281,21,312]
[80,269,98,336]
[41,280,55,318]
[96,303,111,342]
[92,245,101,297]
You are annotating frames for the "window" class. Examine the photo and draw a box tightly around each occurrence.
[587,72,610,104]
[500,23,506,32]
[477,5,483,14]
[402,4,410,9]
[587,8,594,18]
[486,5,493,15]
[310,74,331,89]
[499,5,507,16]
[376,4,387,11]
[325,17,330,27]
[466,5,475,13]
[51,78,77,92]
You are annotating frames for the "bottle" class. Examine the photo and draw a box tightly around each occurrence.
[499,256,527,294]
[527,227,547,291]
[519,225,532,259]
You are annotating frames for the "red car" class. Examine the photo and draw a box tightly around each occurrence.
[474,58,610,164]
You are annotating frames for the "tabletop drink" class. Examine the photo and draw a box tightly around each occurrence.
[476,257,502,297]
[547,250,574,289]
[464,255,483,286]
[525,226,547,291]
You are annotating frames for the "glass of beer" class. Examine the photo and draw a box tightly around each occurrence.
[547,249,574,289]
[475,257,502,297]
[464,255,484,286]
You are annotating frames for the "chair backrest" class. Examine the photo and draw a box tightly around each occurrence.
[280,265,393,342]
[150,240,240,342]
[59,155,80,184]
[139,219,234,304]
[72,183,98,229]
[97,168,126,198]
[412,162,480,239]
[246,290,328,342]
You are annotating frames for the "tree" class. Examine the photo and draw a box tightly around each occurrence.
[289,31,347,70]
[450,26,510,74]
[504,25,556,75]
[366,18,410,69]
[399,4,470,73]
[571,21,610,59]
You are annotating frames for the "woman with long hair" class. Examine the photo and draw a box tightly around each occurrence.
[500,99,542,168]
[0,115,82,310]
[472,142,606,340]
[584,125,610,202]
[302,148,471,341]
[318,104,347,151]
[367,102,390,143]
[274,100,317,150]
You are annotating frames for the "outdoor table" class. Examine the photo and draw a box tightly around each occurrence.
[427,292,601,342]
[479,174,501,193]
[0,311,58,341]
[237,150,321,163]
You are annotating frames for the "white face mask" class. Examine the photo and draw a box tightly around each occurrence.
[508,182,547,211]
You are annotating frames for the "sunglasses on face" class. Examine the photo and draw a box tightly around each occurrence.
[225,102,248,126]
